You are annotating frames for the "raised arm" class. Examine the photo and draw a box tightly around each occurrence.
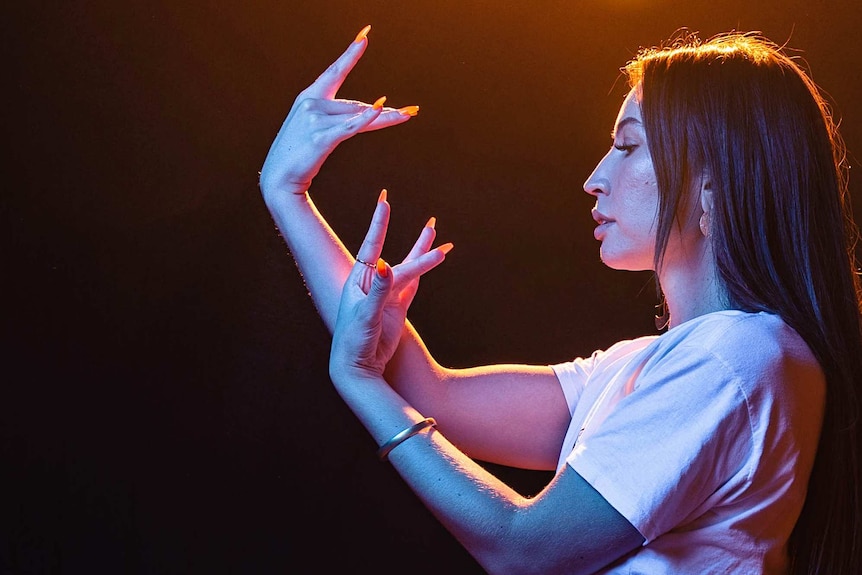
[259,27,571,470]
[259,25,409,332]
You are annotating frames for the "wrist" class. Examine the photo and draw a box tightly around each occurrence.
[259,173,311,204]
[376,417,437,461]
[329,363,385,389]
[261,184,310,212]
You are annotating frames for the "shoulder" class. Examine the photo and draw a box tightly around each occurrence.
[654,310,823,396]
[625,310,825,439]
[637,310,825,456]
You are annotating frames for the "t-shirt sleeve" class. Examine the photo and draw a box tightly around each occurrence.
[566,343,754,543]
[551,338,648,416]
[550,358,591,416]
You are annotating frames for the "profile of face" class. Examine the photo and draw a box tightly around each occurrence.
[584,88,660,271]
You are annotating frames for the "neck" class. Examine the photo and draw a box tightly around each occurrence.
[658,241,729,329]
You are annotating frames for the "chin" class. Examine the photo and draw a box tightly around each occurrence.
[599,248,652,272]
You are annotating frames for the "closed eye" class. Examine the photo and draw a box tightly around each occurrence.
[614,144,637,154]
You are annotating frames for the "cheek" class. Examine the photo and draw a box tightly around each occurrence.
[630,158,658,193]
[619,171,659,232]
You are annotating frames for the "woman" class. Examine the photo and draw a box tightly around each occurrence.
[259,27,862,573]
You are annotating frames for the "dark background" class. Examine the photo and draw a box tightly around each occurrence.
[4,1,861,573]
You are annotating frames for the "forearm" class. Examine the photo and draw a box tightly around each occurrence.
[264,189,354,333]
[328,369,527,571]
[388,429,636,575]
[389,421,529,573]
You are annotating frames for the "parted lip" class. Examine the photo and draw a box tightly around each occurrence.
[591,208,614,225]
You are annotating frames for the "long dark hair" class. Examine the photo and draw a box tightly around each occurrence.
[625,32,862,573]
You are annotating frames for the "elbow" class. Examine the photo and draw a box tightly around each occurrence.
[469,513,602,575]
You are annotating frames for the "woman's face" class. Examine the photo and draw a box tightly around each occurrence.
[583,88,660,271]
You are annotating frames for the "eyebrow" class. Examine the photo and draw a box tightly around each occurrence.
[610,116,643,139]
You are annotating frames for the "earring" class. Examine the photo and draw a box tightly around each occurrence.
[699,211,710,237]
[654,297,669,331]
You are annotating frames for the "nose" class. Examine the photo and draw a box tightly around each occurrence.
[583,149,612,197]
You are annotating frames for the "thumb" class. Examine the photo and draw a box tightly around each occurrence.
[364,258,395,318]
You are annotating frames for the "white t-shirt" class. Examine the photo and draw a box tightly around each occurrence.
[551,310,824,574]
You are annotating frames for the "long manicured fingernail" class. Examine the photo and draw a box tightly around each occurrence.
[378,189,387,203]
[372,96,387,110]
[355,25,371,43]
[438,242,454,254]
[376,258,388,277]
[398,105,420,117]
[425,216,436,229]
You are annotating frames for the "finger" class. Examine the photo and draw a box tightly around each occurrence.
[363,258,395,320]
[355,190,391,265]
[304,28,370,100]
[327,103,384,143]
[303,98,371,115]
[306,97,406,115]
[301,101,410,132]
[392,243,453,291]
[402,217,437,263]
[358,108,418,133]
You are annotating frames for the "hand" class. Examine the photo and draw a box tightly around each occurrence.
[330,200,452,380]
[259,26,418,202]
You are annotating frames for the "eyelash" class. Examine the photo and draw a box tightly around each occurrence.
[614,144,637,154]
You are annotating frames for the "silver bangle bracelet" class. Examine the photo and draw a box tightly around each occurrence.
[376,418,437,461]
